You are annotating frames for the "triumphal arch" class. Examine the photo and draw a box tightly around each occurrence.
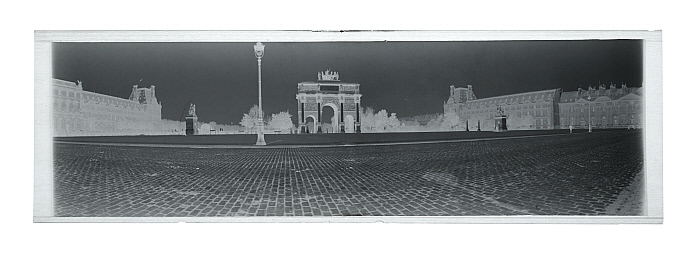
[296,70,362,133]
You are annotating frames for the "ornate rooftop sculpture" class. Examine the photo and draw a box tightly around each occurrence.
[318,69,340,81]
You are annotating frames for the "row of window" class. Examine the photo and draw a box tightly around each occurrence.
[462,109,550,118]
[561,102,641,113]
[54,100,158,115]
[561,115,639,126]
[54,88,155,108]
[463,102,552,111]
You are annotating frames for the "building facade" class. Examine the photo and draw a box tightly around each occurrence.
[558,84,643,129]
[444,85,562,131]
[296,70,362,133]
[444,83,643,131]
[53,79,162,136]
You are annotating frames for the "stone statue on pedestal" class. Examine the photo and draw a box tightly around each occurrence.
[186,103,198,135]
[188,103,197,117]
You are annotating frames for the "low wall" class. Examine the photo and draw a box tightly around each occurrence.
[53,129,635,146]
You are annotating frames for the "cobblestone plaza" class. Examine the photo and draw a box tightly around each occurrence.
[53,130,644,217]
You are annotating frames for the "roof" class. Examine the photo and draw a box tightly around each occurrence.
[461,88,561,108]
[560,86,642,103]
[53,78,82,89]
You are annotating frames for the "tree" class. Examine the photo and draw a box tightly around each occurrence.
[387,113,401,131]
[374,109,390,132]
[441,111,462,131]
[247,105,264,121]
[360,107,376,132]
[268,111,295,133]
[239,114,255,134]
[426,114,443,131]
[239,105,264,134]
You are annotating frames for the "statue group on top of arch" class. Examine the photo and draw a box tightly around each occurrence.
[318,69,340,81]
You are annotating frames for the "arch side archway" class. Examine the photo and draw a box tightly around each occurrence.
[305,115,317,134]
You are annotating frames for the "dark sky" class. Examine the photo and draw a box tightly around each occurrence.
[53,40,642,124]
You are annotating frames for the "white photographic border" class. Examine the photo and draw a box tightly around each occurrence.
[34,30,662,224]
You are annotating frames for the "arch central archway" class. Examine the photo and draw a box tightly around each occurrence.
[321,102,339,133]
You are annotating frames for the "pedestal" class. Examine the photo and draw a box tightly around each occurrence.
[355,122,361,133]
[494,115,507,132]
[185,115,198,135]
[255,120,266,145]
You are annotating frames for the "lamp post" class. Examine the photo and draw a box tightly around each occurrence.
[587,96,592,133]
[254,42,266,145]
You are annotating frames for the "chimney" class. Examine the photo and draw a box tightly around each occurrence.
[130,85,138,101]
[450,85,455,96]
[150,85,156,98]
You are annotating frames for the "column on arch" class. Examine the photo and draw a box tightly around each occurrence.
[300,101,306,133]
[340,102,345,132]
[356,102,361,133]
[317,102,322,133]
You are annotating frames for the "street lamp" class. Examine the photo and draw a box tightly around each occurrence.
[254,42,266,145]
[587,95,592,133]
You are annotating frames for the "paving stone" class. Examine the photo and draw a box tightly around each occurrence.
[53,130,644,217]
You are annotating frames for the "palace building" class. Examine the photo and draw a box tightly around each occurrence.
[53,79,162,136]
[444,85,562,131]
[296,70,362,133]
[558,84,643,129]
[444,83,642,131]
